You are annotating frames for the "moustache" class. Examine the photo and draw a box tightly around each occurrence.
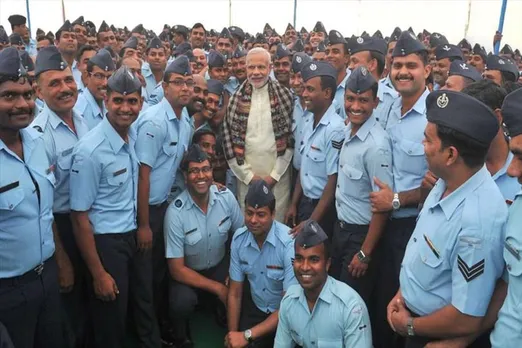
[396,74,413,80]
[8,109,32,117]
[58,91,74,99]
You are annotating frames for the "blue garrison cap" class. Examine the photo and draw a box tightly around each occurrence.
[327,30,346,45]
[107,65,141,95]
[388,27,402,42]
[392,31,427,57]
[429,32,449,48]
[427,90,498,147]
[207,79,224,96]
[471,44,487,62]
[172,25,189,36]
[350,36,387,55]
[315,41,326,53]
[165,55,192,76]
[120,36,138,57]
[98,21,110,33]
[219,27,233,40]
[500,44,514,56]
[56,20,73,39]
[245,180,275,209]
[502,88,522,137]
[312,21,326,34]
[0,28,8,44]
[19,51,34,72]
[345,66,377,94]
[89,48,116,71]
[458,38,472,51]
[301,61,337,81]
[291,52,312,73]
[274,43,291,60]
[9,33,24,46]
[233,46,247,59]
[0,47,26,78]
[181,144,209,171]
[295,220,328,249]
[35,46,68,76]
[292,39,304,53]
[208,51,226,68]
[434,44,463,61]
[448,60,482,82]
[486,55,519,81]
[229,26,245,41]
[147,36,163,50]
[174,42,192,57]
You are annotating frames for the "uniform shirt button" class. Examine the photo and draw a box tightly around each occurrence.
[507,264,512,271]
[9,204,13,209]
[209,233,211,237]
[413,237,417,242]
[422,256,427,262]
[311,342,315,345]
[340,165,343,168]
[261,271,264,274]
[337,185,340,188]
[305,173,309,176]
[263,288,266,292]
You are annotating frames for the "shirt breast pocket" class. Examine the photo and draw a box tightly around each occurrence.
[163,142,178,157]
[185,228,202,255]
[107,167,129,187]
[290,331,304,346]
[0,182,24,211]
[397,139,425,176]
[308,150,326,176]
[57,148,74,171]
[217,217,232,235]
[410,242,443,291]
[318,339,343,348]
[341,164,365,196]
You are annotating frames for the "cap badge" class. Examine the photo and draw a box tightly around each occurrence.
[356,37,364,44]
[409,32,417,40]
[310,63,317,71]
[310,223,317,232]
[459,63,469,70]
[437,93,449,109]
[336,31,341,38]
[434,34,441,38]
[231,27,236,31]
[442,45,451,51]
[263,185,269,194]
[296,56,302,63]
[499,59,506,65]
[361,66,368,76]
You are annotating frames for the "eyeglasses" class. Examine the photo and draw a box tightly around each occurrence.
[166,79,195,88]
[187,166,212,175]
[89,72,112,81]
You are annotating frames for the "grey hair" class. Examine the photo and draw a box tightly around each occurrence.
[246,47,272,65]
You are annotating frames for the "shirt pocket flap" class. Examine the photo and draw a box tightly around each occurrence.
[399,139,425,156]
[107,167,129,186]
[342,165,363,180]
[162,141,178,157]
[0,183,24,211]
[309,151,326,163]
[185,228,202,246]
[504,237,522,276]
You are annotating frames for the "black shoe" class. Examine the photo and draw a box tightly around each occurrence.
[174,338,194,348]
[160,327,176,347]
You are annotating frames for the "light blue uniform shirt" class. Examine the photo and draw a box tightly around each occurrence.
[374,77,398,129]
[30,105,89,213]
[72,62,85,94]
[0,127,56,278]
[490,192,522,347]
[25,38,37,57]
[299,103,344,199]
[34,98,44,115]
[400,166,507,316]
[70,117,139,234]
[291,97,312,170]
[165,186,244,270]
[74,88,108,130]
[275,276,372,348]
[135,99,192,205]
[336,115,393,225]
[142,62,164,106]
[386,88,430,218]
[493,152,521,203]
[230,221,297,313]
[224,76,240,95]
[333,72,350,119]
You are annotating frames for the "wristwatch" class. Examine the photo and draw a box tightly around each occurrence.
[406,317,415,337]
[356,250,371,264]
[392,193,401,210]
[244,329,253,343]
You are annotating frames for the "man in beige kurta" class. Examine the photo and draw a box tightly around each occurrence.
[224,48,294,222]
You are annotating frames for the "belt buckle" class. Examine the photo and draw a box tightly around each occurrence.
[339,221,345,229]
[34,264,44,276]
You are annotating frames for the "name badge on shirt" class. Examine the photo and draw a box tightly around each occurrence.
[112,168,127,177]
[185,228,197,235]
[505,241,520,261]
[170,141,178,146]
[310,145,321,152]
[218,216,230,226]
[61,147,74,157]
[0,181,19,194]
[266,265,284,270]
[239,260,249,265]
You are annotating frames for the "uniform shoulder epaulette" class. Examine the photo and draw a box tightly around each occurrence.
[232,226,248,240]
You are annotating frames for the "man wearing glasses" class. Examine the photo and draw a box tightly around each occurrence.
[74,49,115,130]
[134,56,194,346]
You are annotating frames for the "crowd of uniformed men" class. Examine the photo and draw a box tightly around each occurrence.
[1,12,522,348]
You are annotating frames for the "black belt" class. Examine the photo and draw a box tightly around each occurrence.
[0,256,53,287]
[149,201,168,209]
[338,220,369,230]
[302,195,319,204]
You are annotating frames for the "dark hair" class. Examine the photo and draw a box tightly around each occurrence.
[106,84,142,97]
[320,75,337,102]
[369,82,379,99]
[462,79,507,111]
[75,44,96,62]
[244,197,277,214]
[416,51,430,66]
[37,36,52,44]
[146,45,166,56]
[501,70,517,83]
[0,74,26,86]
[323,238,332,259]
[503,81,522,94]
[448,56,461,63]
[192,129,216,144]
[86,60,95,73]
[436,124,489,169]
[370,51,385,76]
[191,23,206,33]
[460,76,474,90]
[163,71,175,83]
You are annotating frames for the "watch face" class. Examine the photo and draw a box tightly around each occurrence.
[392,200,400,209]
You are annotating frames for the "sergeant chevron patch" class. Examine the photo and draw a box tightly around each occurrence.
[457,256,484,282]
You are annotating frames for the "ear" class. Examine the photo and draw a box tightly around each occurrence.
[326,257,332,272]
[424,63,433,80]
[368,58,377,74]
[494,109,503,126]
[446,145,459,166]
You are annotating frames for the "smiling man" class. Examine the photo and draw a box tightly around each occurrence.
[135,56,194,345]
[326,30,350,119]
[55,20,78,68]
[432,44,463,89]
[31,45,89,348]
[226,180,296,348]
[165,144,243,347]
[142,36,167,106]
[273,44,292,89]
[70,66,160,348]
[74,48,115,130]
[275,220,372,348]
